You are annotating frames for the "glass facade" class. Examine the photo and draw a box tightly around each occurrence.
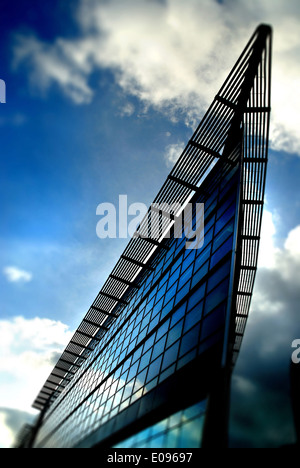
[114,400,207,449]
[33,152,240,449]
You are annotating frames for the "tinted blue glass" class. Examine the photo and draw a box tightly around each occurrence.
[204,214,216,234]
[113,400,206,449]
[204,277,230,316]
[198,330,224,355]
[179,323,201,358]
[159,364,176,383]
[205,197,218,217]
[183,302,203,334]
[175,282,190,305]
[217,189,237,219]
[155,282,168,304]
[178,263,193,290]
[161,341,180,371]
[168,265,181,287]
[138,349,152,372]
[212,218,234,253]
[33,140,240,449]
[156,318,171,341]
[146,355,163,383]
[164,283,177,306]
[143,334,156,353]
[207,259,231,293]
[166,319,184,348]
[170,302,187,327]
[188,283,206,311]
[215,203,236,233]
[161,297,175,319]
[210,235,233,268]
[177,348,197,370]
[191,261,209,289]
[200,304,226,340]
[151,335,167,361]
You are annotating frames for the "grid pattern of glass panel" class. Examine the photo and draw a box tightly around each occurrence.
[34,160,239,448]
[114,400,206,449]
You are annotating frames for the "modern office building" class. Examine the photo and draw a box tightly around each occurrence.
[18,24,272,448]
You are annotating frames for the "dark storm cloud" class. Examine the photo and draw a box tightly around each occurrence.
[230,244,300,447]
[0,407,35,448]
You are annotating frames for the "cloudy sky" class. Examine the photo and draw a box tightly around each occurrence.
[1,0,300,448]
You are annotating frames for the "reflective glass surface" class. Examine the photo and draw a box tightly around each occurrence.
[34,160,239,448]
[114,400,207,449]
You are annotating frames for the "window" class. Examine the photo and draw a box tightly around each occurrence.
[161,341,180,371]
[200,304,226,341]
[146,355,163,383]
[212,218,234,253]
[151,335,167,361]
[207,259,231,293]
[179,323,201,358]
[166,319,184,349]
[188,283,206,311]
[175,282,190,305]
[170,302,187,327]
[204,277,229,316]
[191,261,209,290]
[138,349,152,373]
[183,303,203,334]
[178,263,193,291]
[210,235,233,269]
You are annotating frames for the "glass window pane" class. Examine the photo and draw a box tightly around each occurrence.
[210,235,233,269]
[156,318,171,342]
[179,323,201,358]
[200,304,226,340]
[164,283,177,306]
[138,349,152,372]
[207,259,231,293]
[170,302,187,327]
[191,261,209,290]
[175,282,190,306]
[178,263,193,290]
[151,335,167,361]
[146,355,163,383]
[215,203,236,233]
[188,283,206,311]
[183,302,203,334]
[204,278,229,316]
[194,243,212,271]
[212,219,234,253]
[161,341,180,371]
[166,318,184,349]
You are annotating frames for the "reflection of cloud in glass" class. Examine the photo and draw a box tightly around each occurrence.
[114,400,206,448]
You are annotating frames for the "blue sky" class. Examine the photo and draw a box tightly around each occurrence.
[1,0,300,448]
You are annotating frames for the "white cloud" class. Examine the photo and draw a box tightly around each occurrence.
[12,0,300,155]
[13,34,93,104]
[284,226,300,254]
[164,141,185,167]
[257,210,279,269]
[118,102,135,117]
[0,413,14,449]
[0,315,73,447]
[0,316,73,415]
[3,266,32,283]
